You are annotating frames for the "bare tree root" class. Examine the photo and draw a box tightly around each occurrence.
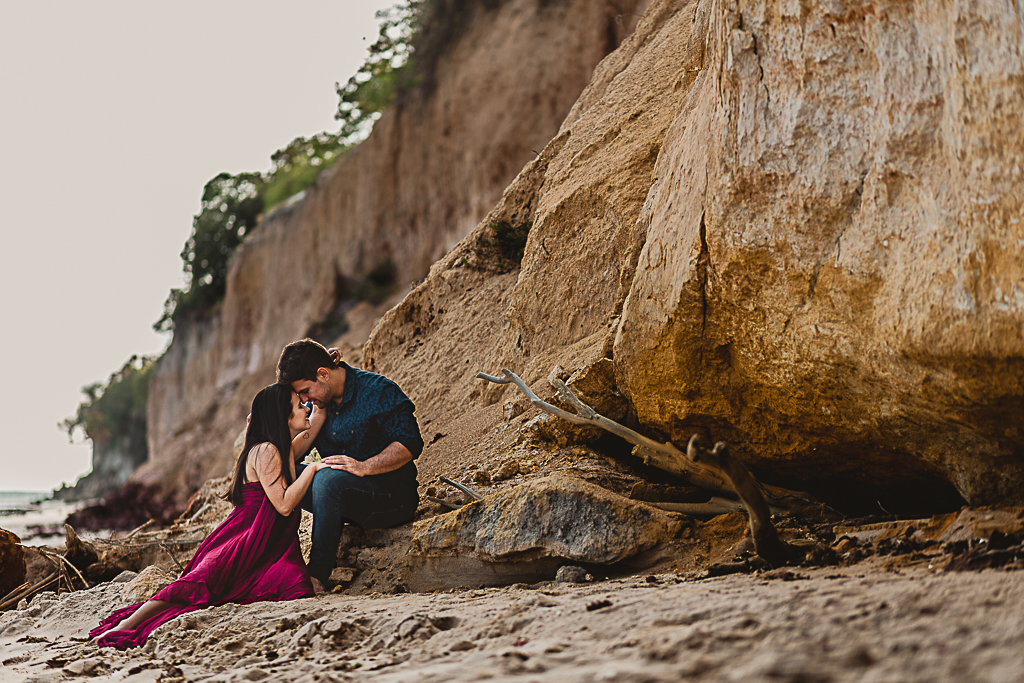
[685,435,793,567]
[477,367,821,568]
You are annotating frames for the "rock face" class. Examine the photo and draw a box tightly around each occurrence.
[612,0,1024,506]
[411,475,682,562]
[366,0,1024,506]
[407,475,683,591]
[136,0,651,505]
[53,436,147,503]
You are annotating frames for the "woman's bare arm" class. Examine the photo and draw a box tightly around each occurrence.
[251,443,338,516]
[290,404,326,462]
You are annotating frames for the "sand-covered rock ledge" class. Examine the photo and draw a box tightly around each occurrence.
[2,562,1023,682]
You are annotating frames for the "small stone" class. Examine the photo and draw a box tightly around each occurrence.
[472,470,492,486]
[120,566,175,603]
[493,459,521,482]
[503,400,527,421]
[64,657,107,676]
[556,565,588,583]
[330,567,356,584]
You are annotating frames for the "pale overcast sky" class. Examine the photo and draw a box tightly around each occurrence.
[0,0,395,491]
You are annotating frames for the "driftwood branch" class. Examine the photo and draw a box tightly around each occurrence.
[440,476,484,501]
[186,503,212,524]
[477,369,730,494]
[686,435,792,567]
[87,537,204,549]
[38,547,89,591]
[160,543,186,573]
[0,574,59,611]
[425,496,463,510]
[122,519,157,540]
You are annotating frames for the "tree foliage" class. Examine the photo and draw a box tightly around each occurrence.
[262,132,348,212]
[154,136,351,331]
[335,0,506,139]
[156,0,497,332]
[154,173,263,331]
[62,355,155,449]
[335,4,419,143]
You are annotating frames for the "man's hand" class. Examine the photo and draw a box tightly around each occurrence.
[321,455,369,477]
[319,443,411,477]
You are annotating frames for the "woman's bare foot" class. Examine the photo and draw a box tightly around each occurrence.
[311,577,326,595]
[89,629,125,646]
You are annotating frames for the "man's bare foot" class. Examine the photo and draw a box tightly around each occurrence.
[311,577,326,595]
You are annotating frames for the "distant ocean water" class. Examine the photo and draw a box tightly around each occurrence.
[0,491,51,511]
[0,492,80,546]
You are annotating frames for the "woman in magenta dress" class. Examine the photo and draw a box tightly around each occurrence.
[91,384,337,650]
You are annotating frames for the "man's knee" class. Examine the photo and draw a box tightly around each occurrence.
[310,469,361,502]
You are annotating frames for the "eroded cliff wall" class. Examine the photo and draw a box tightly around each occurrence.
[365,0,1024,506]
[137,0,651,505]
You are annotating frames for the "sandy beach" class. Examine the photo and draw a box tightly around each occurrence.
[1,559,1022,682]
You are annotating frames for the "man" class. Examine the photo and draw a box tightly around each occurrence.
[277,338,422,592]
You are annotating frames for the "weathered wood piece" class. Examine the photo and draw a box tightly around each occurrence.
[686,435,792,567]
[0,573,58,611]
[477,369,730,494]
[440,476,484,502]
[651,497,753,517]
[425,496,462,511]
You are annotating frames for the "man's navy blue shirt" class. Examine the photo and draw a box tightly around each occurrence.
[309,362,423,466]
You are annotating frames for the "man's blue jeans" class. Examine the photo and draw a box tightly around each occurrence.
[296,462,419,583]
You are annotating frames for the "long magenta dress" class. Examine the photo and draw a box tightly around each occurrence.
[90,482,313,650]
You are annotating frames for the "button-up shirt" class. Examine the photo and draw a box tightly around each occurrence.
[310,362,423,464]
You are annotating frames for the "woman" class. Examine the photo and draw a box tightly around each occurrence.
[90,384,336,650]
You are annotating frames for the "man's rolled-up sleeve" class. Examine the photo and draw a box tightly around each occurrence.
[387,399,424,459]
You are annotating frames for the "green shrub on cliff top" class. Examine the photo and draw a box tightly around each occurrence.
[154,172,264,331]
[335,0,507,137]
[335,3,418,143]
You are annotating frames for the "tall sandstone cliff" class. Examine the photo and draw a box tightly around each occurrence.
[365,0,1024,506]
[135,0,651,506]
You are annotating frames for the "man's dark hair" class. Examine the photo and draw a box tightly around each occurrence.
[277,338,339,384]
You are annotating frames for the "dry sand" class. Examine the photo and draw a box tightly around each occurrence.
[2,561,1022,682]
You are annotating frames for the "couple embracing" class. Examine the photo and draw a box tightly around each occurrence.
[90,339,422,650]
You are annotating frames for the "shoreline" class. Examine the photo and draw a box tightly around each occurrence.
[0,497,90,547]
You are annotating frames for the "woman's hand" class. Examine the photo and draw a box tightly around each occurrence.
[253,444,343,516]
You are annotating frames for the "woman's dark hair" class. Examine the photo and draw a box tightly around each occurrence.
[277,338,340,385]
[226,384,295,505]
